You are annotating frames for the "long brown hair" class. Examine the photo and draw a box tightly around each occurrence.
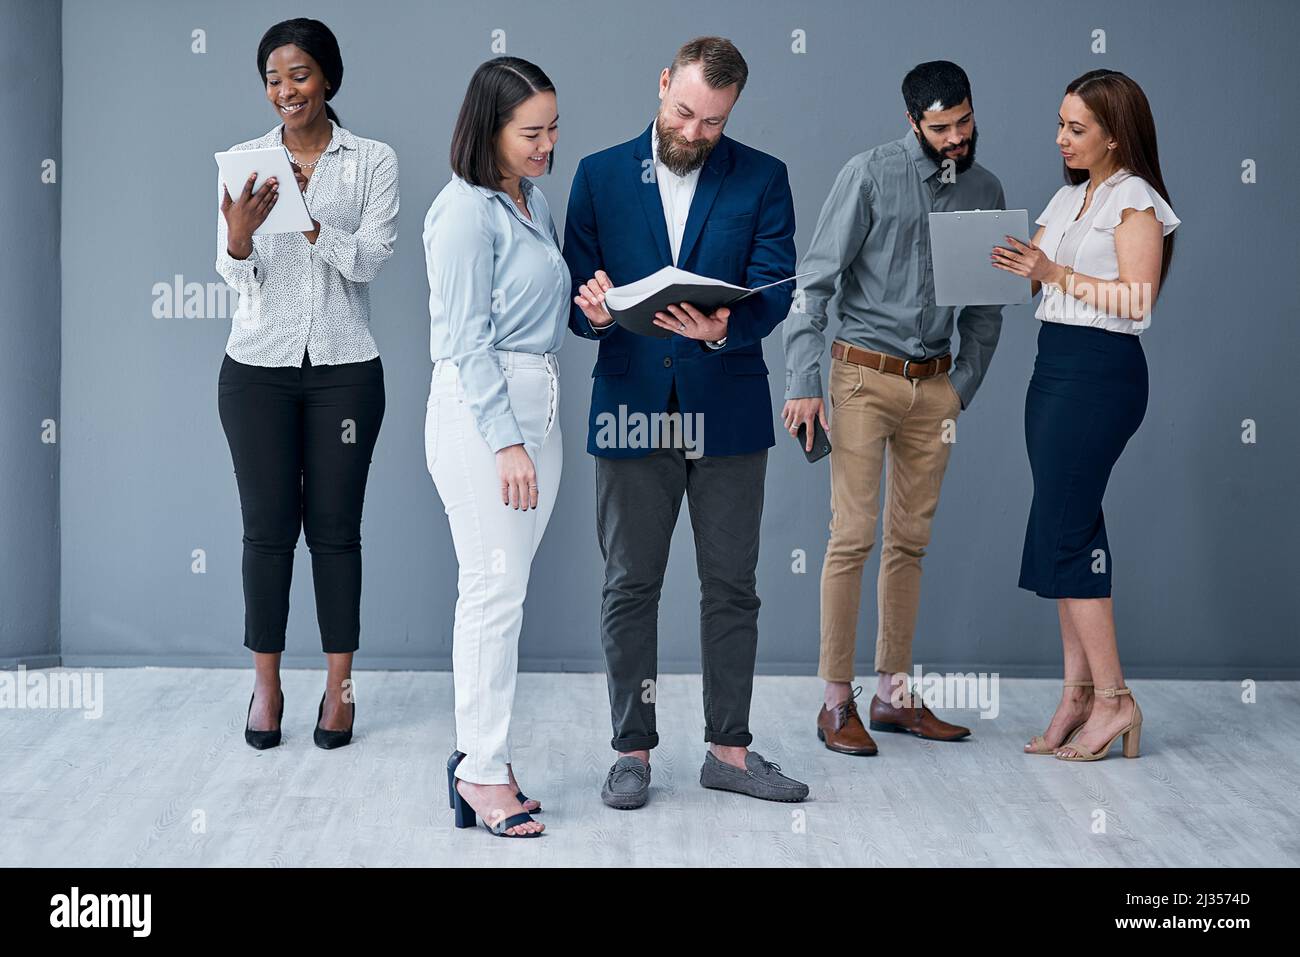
[1064,69,1175,285]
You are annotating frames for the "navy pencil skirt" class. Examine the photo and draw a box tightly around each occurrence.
[1018,320,1148,599]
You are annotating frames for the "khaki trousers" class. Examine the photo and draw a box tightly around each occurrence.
[818,349,963,681]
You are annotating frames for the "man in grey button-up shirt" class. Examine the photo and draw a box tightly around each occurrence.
[782,106,1005,408]
[782,61,1005,758]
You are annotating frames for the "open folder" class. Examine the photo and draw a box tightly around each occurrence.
[601,266,813,338]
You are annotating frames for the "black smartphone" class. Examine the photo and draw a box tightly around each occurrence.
[795,418,832,463]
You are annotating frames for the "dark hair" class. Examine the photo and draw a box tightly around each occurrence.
[669,36,748,96]
[1063,69,1175,285]
[257,18,344,126]
[450,57,556,189]
[901,60,972,125]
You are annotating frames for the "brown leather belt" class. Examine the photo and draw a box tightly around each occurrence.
[831,340,952,380]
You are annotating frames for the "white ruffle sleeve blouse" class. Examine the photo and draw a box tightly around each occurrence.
[1033,170,1180,334]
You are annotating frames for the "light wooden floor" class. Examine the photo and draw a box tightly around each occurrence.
[2,668,1297,867]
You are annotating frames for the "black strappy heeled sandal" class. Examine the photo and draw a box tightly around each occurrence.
[447,749,540,812]
[446,751,542,838]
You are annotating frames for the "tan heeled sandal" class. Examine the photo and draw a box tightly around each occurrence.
[1025,680,1093,755]
[1055,687,1142,761]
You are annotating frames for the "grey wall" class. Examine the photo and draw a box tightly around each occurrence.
[0,0,61,667]
[55,0,1299,677]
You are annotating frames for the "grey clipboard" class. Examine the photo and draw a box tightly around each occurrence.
[928,209,1032,306]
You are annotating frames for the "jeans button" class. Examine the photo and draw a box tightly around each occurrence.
[663,357,672,368]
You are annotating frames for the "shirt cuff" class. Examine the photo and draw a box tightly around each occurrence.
[311,222,348,267]
[219,246,262,289]
[480,411,526,454]
[784,371,824,400]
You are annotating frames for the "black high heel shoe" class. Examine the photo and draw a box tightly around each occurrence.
[244,689,284,750]
[313,689,354,750]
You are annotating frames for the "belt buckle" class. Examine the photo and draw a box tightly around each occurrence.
[902,359,915,380]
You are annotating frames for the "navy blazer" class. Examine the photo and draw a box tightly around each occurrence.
[562,122,796,458]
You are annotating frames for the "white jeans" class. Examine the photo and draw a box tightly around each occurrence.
[425,351,561,784]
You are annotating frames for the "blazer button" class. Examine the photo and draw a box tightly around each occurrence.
[663,357,672,368]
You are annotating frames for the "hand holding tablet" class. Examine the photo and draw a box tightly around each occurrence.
[215,145,315,237]
[219,171,279,253]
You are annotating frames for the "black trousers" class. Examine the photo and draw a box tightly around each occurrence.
[595,444,768,752]
[217,350,385,653]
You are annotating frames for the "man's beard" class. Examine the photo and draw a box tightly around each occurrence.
[655,112,719,176]
[916,123,978,174]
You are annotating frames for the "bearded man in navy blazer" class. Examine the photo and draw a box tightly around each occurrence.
[563,37,809,809]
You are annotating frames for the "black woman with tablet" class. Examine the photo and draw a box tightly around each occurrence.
[214,18,399,753]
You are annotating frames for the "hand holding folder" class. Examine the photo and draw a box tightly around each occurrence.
[581,266,812,339]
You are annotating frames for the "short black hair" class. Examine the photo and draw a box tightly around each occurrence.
[901,60,972,125]
[258,18,344,126]
[450,57,556,189]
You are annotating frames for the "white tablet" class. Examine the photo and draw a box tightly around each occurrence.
[928,208,1033,307]
[214,146,314,235]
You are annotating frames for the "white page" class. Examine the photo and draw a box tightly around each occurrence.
[603,266,746,312]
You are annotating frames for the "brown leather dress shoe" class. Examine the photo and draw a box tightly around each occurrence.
[817,687,878,755]
[868,692,971,741]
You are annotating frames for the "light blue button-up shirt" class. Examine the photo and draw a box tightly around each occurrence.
[423,174,569,452]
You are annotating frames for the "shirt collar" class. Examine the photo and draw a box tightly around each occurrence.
[467,176,534,201]
[903,130,942,181]
[269,118,355,154]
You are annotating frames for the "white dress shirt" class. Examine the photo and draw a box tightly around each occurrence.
[215,119,400,366]
[648,125,723,348]
[1033,170,1179,334]
[651,125,703,265]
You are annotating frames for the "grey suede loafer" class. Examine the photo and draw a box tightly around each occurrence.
[601,756,651,809]
[700,751,809,802]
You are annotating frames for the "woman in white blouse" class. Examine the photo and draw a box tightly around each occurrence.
[992,69,1179,762]
[215,19,398,752]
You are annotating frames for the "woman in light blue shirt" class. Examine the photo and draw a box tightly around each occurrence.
[423,57,567,838]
